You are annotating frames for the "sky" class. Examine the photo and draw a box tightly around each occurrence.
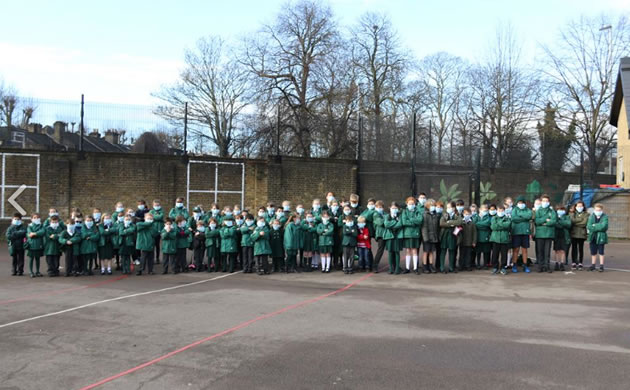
[1,0,629,107]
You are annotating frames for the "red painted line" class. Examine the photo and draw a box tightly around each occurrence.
[78,272,375,390]
[0,275,128,305]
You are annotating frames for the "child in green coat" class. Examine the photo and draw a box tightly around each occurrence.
[240,214,256,273]
[316,211,335,273]
[7,212,27,276]
[205,218,221,272]
[587,203,608,272]
[402,197,423,274]
[475,204,492,269]
[160,218,177,274]
[253,217,272,275]
[175,216,191,273]
[118,215,136,275]
[44,215,64,276]
[135,213,157,276]
[269,218,285,272]
[220,218,238,273]
[98,214,116,275]
[342,215,358,274]
[59,218,81,276]
[80,216,100,276]
[439,203,463,274]
[553,206,571,271]
[534,195,557,273]
[149,199,165,265]
[490,206,512,275]
[283,214,302,273]
[26,213,46,278]
[383,203,403,274]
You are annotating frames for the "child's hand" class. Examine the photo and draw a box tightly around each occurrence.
[195,232,200,236]
[67,241,72,245]
[29,233,36,238]
[259,231,265,236]
[50,234,55,239]
[472,243,476,248]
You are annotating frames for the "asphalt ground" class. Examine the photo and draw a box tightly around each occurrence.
[1,241,629,390]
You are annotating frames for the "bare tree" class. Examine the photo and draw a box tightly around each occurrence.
[154,36,249,157]
[541,15,630,178]
[242,0,339,157]
[351,12,408,160]
[0,81,18,128]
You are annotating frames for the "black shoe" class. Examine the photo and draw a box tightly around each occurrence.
[560,264,565,271]
[588,265,596,271]
[30,273,35,278]
[36,272,43,277]
[414,269,420,275]
[11,271,17,276]
[429,265,437,273]
[554,263,560,271]
[547,268,553,273]
[100,270,105,275]
[162,270,168,274]
[599,266,604,272]
[403,269,410,274]
[136,271,142,276]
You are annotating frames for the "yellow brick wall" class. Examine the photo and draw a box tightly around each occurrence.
[617,99,630,188]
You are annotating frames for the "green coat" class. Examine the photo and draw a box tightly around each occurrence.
[252,226,272,256]
[475,215,492,243]
[373,211,385,239]
[342,224,358,246]
[160,228,177,254]
[169,206,190,221]
[204,227,221,249]
[80,225,100,255]
[149,208,165,232]
[555,214,571,244]
[359,208,376,237]
[240,224,255,247]
[401,208,423,239]
[439,213,463,247]
[6,224,27,255]
[269,227,284,257]
[460,220,477,247]
[176,226,192,249]
[98,223,116,248]
[135,221,156,251]
[118,224,136,255]
[44,225,64,256]
[383,215,403,240]
[283,222,302,251]
[316,221,335,247]
[219,226,238,253]
[587,214,608,245]
[26,223,46,251]
[570,211,588,239]
[511,207,532,235]
[534,207,557,239]
[59,230,81,256]
[490,216,511,244]
[421,211,440,243]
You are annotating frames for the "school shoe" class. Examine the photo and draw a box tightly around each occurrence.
[547,268,553,273]
[524,266,531,273]
[512,265,518,273]
[414,269,420,275]
[588,265,596,271]
[491,268,499,274]
[36,272,43,277]
[11,271,17,276]
[429,265,437,273]
[599,266,604,272]
[571,263,577,270]
[500,269,507,275]
[559,264,565,271]
[136,271,142,276]
[554,263,560,271]
[100,270,106,275]
[403,269,410,274]
[30,273,35,278]
[578,264,583,271]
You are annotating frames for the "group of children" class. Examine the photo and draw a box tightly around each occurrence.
[5,192,610,278]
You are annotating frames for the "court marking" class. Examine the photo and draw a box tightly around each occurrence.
[0,272,241,329]
[78,271,375,390]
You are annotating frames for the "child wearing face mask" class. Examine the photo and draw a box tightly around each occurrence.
[402,197,423,275]
[252,217,271,275]
[220,216,238,273]
[302,212,317,272]
[349,194,362,216]
[490,206,512,275]
[44,208,65,230]
[328,200,343,270]
[341,215,358,274]
[474,205,492,269]
[383,202,403,274]
[160,218,177,274]
[569,201,588,270]
[26,213,46,278]
[531,198,542,264]
[316,211,334,273]
[421,200,440,273]
[7,212,27,276]
[91,208,103,271]
[240,214,256,273]
[118,215,136,275]
[43,215,63,277]
[269,219,285,273]
[149,200,164,265]
[356,216,372,272]
[80,216,100,276]
[459,209,477,271]
[264,202,276,224]
[510,196,533,273]
[553,205,571,272]
[59,218,81,276]
[112,211,125,271]
[283,214,302,273]
[169,197,190,221]
[587,203,608,272]
[534,195,557,273]
[372,201,386,273]
[310,199,323,270]
[190,220,206,272]
[438,202,463,274]
[173,216,191,273]
[97,213,116,275]
[135,213,157,276]
[204,218,221,272]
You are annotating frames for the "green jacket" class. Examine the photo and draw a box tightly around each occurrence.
[135,221,157,251]
[439,213,463,244]
[252,226,272,256]
[160,228,177,254]
[342,224,358,246]
[490,216,511,244]
[80,225,100,254]
[534,207,557,239]
[373,211,386,239]
[475,215,492,243]
[587,213,608,245]
[359,208,376,237]
[283,222,302,251]
[6,224,27,255]
[383,214,403,240]
[118,223,136,255]
[219,226,238,253]
[570,211,588,239]
[460,220,477,247]
[59,229,81,256]
[421,211,440,243]
[511,207,532,235]
[316,221,335,247]
[401,208,423,239]
[26,223,46,251]
[555,214,571,244]
[149,208,165,232]
[98,222,116,248]
[204,227,221,248]
[44,224,64,256]
[176,226,192,249]
[240,223,256,246]
[269,227,284,257]
[169,206,190,221]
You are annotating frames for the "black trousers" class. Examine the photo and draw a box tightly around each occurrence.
[256,255,269,274]
[570,238,585,264]
[193,247,205,270]
[46,255,60,275]
[11,250,25,274]
[491,243,509,269]
[64,249,76,276]
[154,236,161,262]
[535,238,553,270]
[139,250,154,273]
[222,253,237,272]
[373,238,386,271]
[176,248,187,273]
[83,253,96,273]
[272,256,284,271]
[459,246,473,270]
[162,253,176,273]
[242,246,254,272]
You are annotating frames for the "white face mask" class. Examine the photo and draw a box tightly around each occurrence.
[32,218,41,225]
[576,206,584,213]
[257,221,266,228]
[367,204,375,210]
[50,222,59,229]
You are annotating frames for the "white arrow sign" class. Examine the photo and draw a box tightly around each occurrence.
[8,184,27,215]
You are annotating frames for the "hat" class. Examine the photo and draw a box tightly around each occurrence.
[193,206,202,213]
[516,195,526,203]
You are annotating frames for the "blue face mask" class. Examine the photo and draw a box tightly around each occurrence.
[272,224,281,230]
[357,222,366,228]
[497,211,505,217]
[85,221,94,228]
[197,226,206,232]
[557,210,566,217]
[225,220,233,227]
[435,207,443,214]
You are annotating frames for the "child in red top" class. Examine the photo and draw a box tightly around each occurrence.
[357,216,372,271]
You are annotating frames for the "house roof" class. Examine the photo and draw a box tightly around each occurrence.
[610,57,630,127]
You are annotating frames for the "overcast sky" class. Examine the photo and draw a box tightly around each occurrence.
[1,0,629,105]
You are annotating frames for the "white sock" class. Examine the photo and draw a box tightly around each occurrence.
[326,256,331,271]
[107,267,111,271]
[101,267,105,272]
[413,256,418,270]
[405,255,411,270]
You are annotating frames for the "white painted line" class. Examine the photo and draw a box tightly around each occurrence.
[607,268,630,273]
[0,272,241,330]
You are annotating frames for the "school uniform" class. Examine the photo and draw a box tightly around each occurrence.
[26,222,45,276]
[135,221,157,275]
[6,223,27,275]
[168,206,190,221]
[587,213,608,258]
[357,225,371,271]
[439,213,463,273]
[459,218,477,271]
[534,207,557,272]
[301,219,318,271]
[59,228,81,276]
[316,220,335,272]
[402,207,423,273]
[44,224,63,276]
[205,226,221,272]
[554,214,571,253]
[474,214,492,268]
[328,210,343,269]
[98,222,116,267]
[490,215,511,272]
[372,210,386,272]
[160,227,177,274]
[220,225,238,272]
[253,225,272,274]
[192,228,206,272]
[511,207,532,251]
[80,224,100,275]
[175,225,192,273]
[149,208,165,264]
[341,224,358,273]
[383,214,403,274]
[118,223,136,274]
[240,223,255,273]
[359,207,376,267]
[283,222,301,272]
[569,210,588,267]
[269,226,285,272]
